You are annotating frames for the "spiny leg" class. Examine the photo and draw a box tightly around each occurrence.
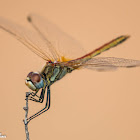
[27,86,51,123]
[27,89,40,102]
[27,97,50,122]
[27,86,50,122]
[28,86,46,103]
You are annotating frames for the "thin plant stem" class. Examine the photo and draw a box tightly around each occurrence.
[23,92,31,140]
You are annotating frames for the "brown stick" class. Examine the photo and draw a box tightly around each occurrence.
[23,92,31,140]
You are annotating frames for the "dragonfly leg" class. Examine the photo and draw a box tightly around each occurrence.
[30,89,39,96]
[28,86,47,103]
[28,96,39,102]
[27,86,51,123]
[26,90,39,101]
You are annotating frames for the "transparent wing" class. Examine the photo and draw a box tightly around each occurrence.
[27,14,87,61]
[0,17,58,61]
[67,57,140,71]
[83,57,140,71]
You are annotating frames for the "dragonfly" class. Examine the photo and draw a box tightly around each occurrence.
[0,14,140,123]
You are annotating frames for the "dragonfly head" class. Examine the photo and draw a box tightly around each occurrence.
[25,72,44,91]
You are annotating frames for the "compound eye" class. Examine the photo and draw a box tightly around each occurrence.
[31,73,41,83]
[27,72,33,78]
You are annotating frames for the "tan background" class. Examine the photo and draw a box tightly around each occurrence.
[0,0,140,140]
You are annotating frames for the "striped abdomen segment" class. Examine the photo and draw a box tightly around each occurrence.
[65,35,130,69]
[75,35,130,63]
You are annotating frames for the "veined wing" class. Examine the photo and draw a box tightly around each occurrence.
[64,35,131,69]
[75,57,140,71]
[0,17,56,61]
[63,35,140,71]
[27,14,86,62]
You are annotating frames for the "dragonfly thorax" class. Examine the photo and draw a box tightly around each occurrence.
[25,72,44,91]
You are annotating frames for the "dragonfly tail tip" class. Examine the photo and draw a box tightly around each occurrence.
[124,35,130,39]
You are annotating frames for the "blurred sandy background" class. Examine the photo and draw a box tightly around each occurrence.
[0,0,140,140]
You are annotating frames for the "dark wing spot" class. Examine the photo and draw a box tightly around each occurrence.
[27,16,32,22]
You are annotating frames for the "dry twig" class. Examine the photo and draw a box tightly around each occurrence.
[23,92,31,140]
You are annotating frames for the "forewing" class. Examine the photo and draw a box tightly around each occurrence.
[0,17,57,61]
[67,57,140,71]
[27,14,87,62]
